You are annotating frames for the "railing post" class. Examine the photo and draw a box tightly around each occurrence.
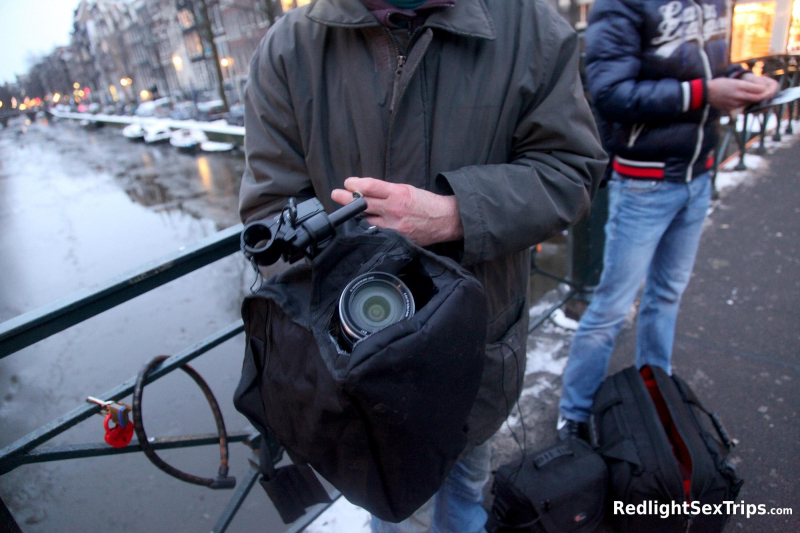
[568,184,609,300]
[735,111,750,171]
[756,111,768,155]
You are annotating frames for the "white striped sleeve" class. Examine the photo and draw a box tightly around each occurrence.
[681,81,691,112]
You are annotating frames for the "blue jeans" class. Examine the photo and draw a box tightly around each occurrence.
[370,441,492,533]
[559,173,712,422]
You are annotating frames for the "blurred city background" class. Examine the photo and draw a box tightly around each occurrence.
[1,0,799,116]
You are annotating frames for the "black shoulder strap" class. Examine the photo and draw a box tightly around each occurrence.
[257,444,332,524]
[533,443,573,469]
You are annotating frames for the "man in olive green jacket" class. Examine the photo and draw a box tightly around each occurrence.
[240,0,606,530]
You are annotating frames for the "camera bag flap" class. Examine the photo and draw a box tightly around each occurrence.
[489,439,608,533]
[234,220,488,523]
[591,366,743,532]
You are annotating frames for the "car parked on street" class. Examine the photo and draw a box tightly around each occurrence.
[224,103,245,126]
[196,100,227,122]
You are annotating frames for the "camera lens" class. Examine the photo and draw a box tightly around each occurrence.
[339,272,415,348]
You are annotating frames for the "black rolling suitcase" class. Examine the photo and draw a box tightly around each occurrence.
[592,365,743,532]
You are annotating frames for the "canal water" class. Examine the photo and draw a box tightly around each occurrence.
[0,117,567,531]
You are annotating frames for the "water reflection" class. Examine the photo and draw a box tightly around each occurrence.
[198,156,212,192]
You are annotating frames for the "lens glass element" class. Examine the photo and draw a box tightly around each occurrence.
[339,272,415,347]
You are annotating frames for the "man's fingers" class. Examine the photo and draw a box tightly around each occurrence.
[331,188,354,205]
[736,80,765,94]
[344,177,393,199]
[332,189,388,216]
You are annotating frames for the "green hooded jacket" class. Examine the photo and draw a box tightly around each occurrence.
[239,0,607,444]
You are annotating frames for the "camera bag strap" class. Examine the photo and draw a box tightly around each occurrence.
[256,443,332,524]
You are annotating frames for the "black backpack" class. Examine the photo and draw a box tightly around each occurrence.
[592,366,743,532]
[489,439,608,533]
[233,220,488,523]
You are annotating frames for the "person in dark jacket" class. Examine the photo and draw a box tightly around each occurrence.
[557,0,778,439]
[239,0,607,529]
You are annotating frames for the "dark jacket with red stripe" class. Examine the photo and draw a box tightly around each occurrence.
[585,0,742,181]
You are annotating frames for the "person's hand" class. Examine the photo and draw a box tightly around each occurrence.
[741,72,780,100]
[331,177,463,247]
[706,78,770,111]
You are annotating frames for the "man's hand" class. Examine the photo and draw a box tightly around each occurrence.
[331,177,463,247]
[741,72,780,100]
[707,76,778,111]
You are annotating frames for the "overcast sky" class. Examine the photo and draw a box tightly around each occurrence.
[0,0,80,84]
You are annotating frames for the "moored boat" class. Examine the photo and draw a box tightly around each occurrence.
[200,141,237,153]
[170,128,208,154]
[122,122,146,140]
[143,123,172,144]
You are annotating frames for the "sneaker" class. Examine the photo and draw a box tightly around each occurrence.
[557,415,588,442]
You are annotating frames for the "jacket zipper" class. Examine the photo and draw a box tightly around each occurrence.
[385,27,421,114]
[385,29,406,114]
[685,0,712,183]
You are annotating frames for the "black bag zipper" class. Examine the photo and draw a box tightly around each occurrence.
[626,368,687,501]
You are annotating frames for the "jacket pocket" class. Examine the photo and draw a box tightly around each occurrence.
[465,301,528,445]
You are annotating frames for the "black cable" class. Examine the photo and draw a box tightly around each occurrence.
[132,355,236,489]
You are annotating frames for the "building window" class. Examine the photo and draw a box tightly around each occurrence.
[177,9,195,30]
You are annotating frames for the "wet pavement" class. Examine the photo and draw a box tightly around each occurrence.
[0,117,287,532]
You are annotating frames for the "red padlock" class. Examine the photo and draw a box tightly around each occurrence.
[104,412,134,448]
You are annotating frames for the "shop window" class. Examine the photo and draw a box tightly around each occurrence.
[731,1,776,62]
[788,0,800,52]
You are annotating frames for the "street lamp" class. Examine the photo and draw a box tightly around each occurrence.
[220,57,232,68]
[73,82,80,89]
[172,55,183,71]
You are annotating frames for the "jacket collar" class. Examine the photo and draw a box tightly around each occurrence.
[306,0,496,40]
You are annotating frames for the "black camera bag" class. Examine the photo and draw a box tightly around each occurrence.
[233,220,488,523]
[592,366,743,532]
[489,439,608,533]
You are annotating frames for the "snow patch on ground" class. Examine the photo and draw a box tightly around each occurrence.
[549,308,578,331]
[718,155,767,189]
[305,496,371,533]
[525,336,567,376]
[520,375,555,399]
